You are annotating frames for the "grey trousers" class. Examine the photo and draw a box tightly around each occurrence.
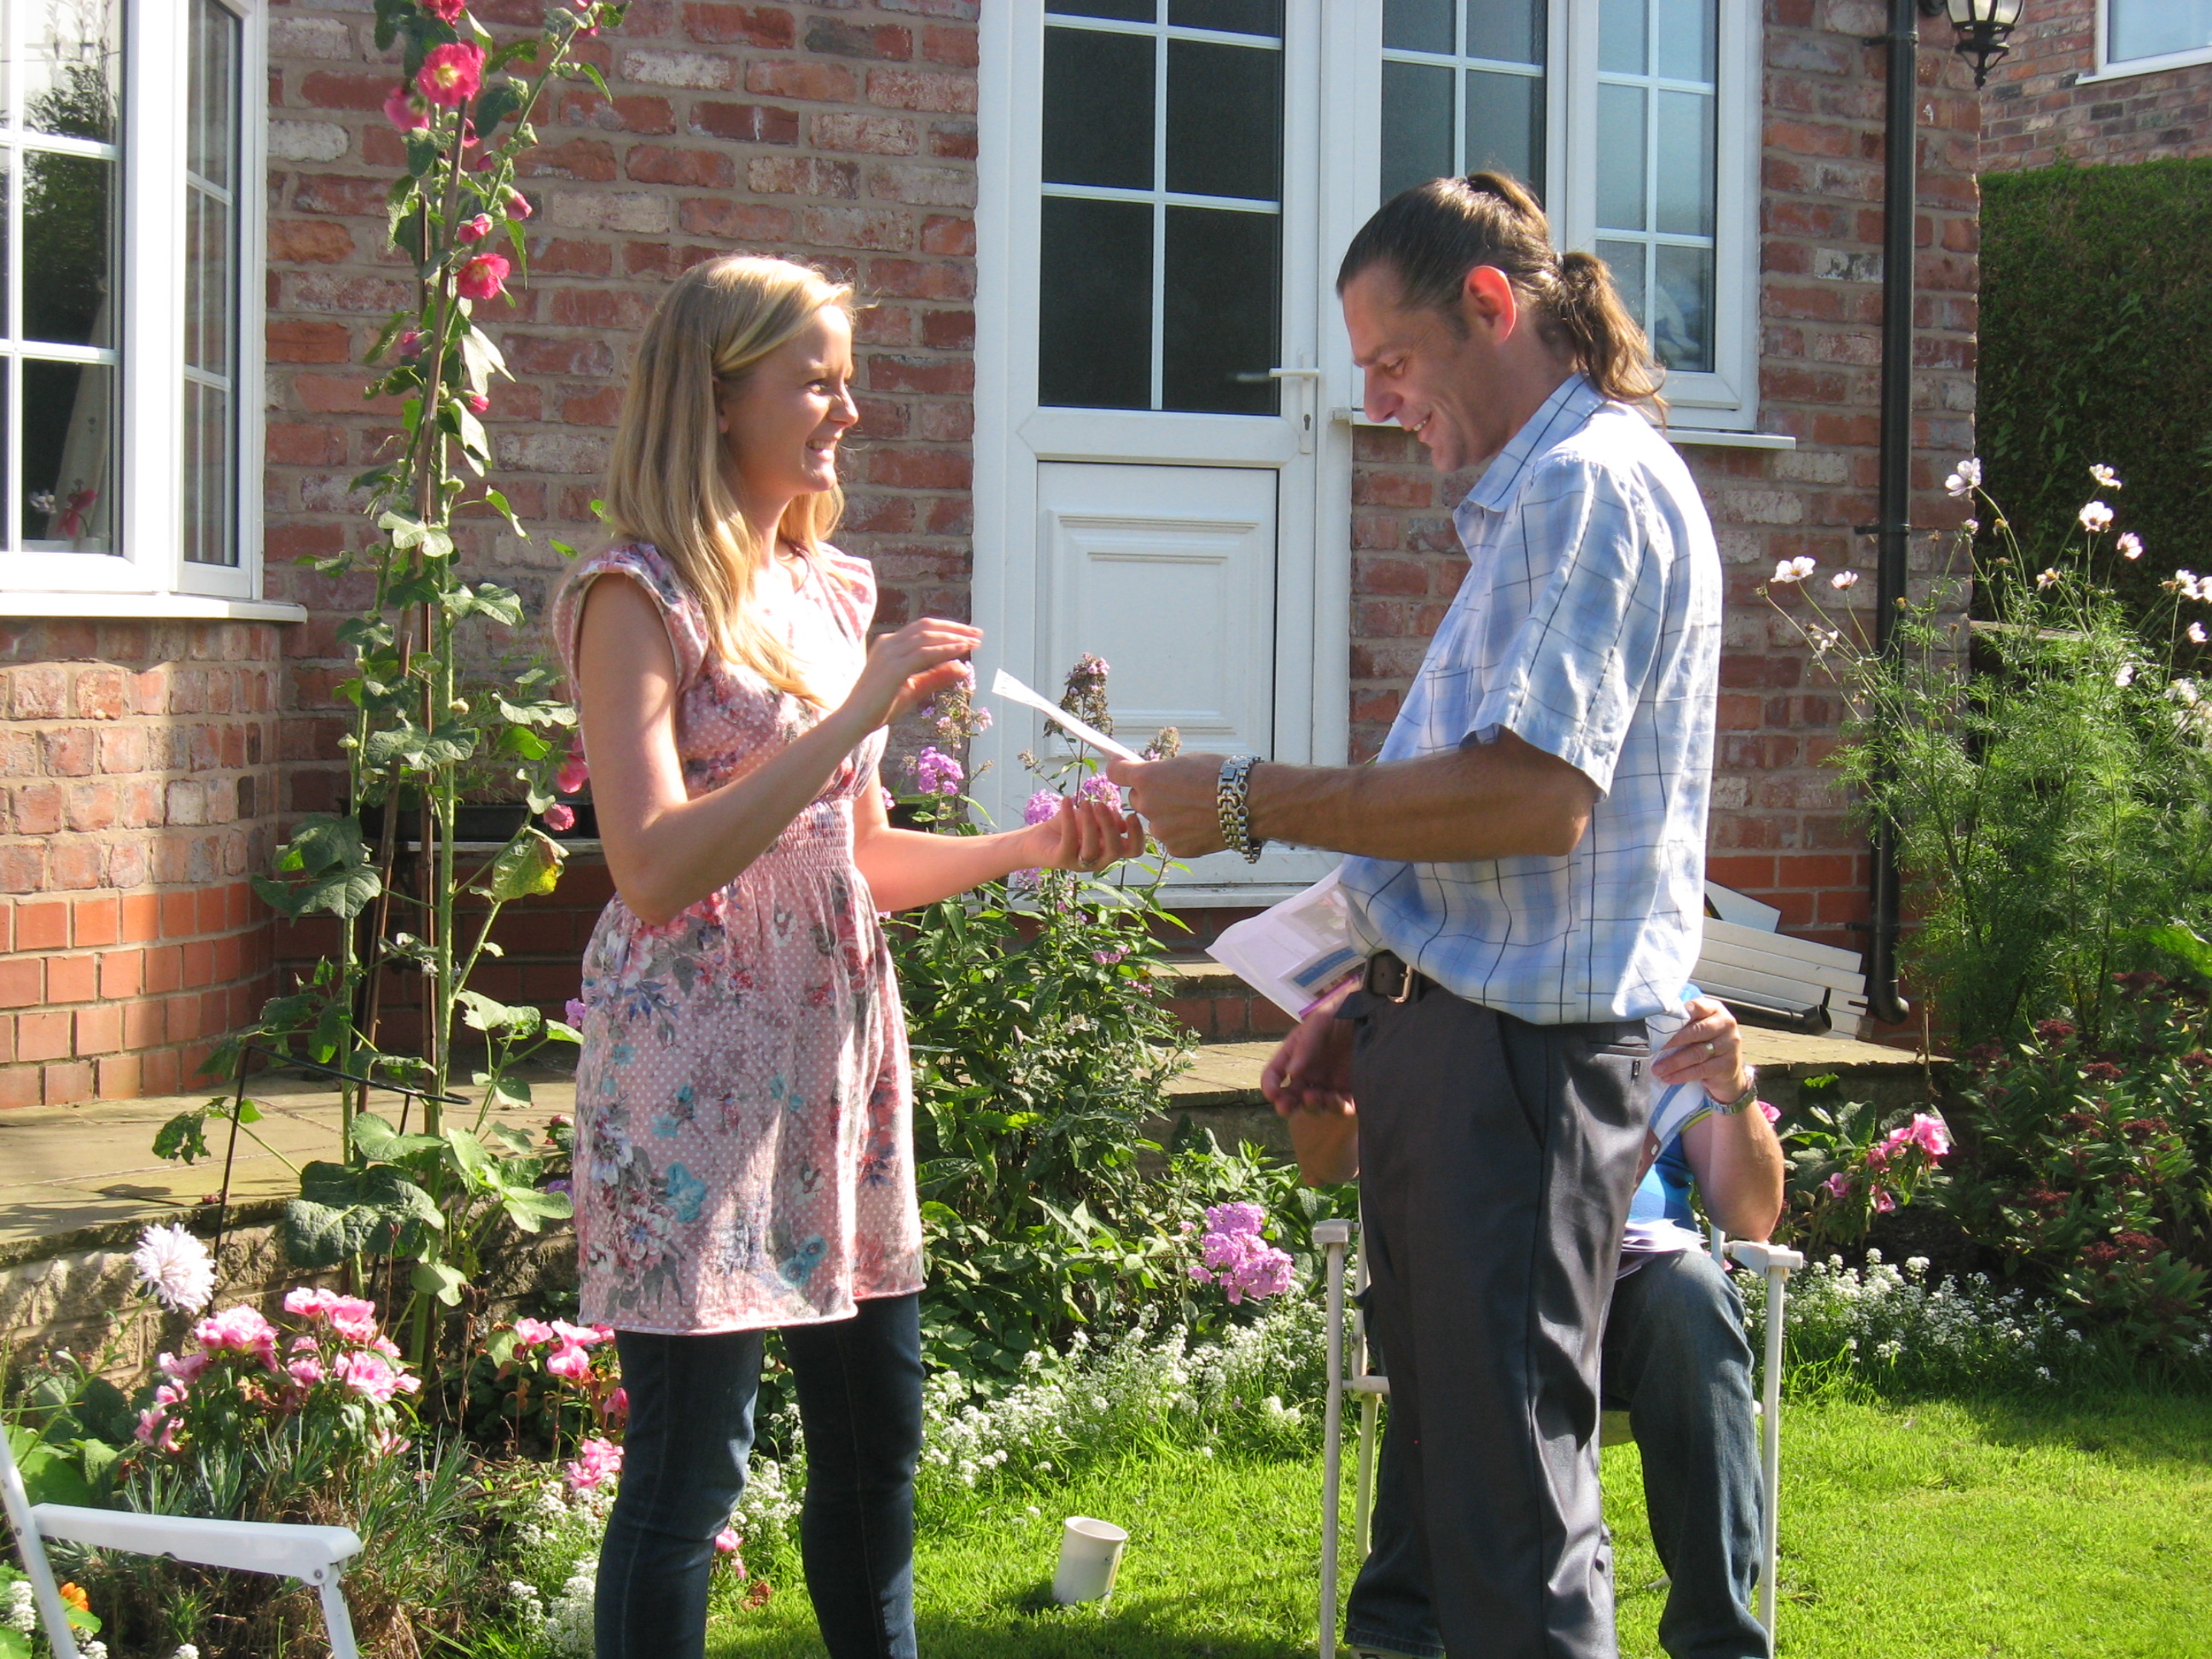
[1345,982,1652,1659]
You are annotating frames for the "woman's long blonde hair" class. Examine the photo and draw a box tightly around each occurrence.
[596,255,854,701]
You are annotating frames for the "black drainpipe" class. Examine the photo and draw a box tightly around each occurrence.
[1862,0,1928,1028]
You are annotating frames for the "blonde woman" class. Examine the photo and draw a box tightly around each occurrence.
[553,256,1141,1659]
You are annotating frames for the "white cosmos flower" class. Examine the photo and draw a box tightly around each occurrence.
[2115,663,2137,688]
[2192,622,2208,645]
[1771,556,1817,584]
[1944,457,1982,498]
[2036,568,2060,590]
[1830,570,1860,589]
[1963,517,1981,534]
[131,1222,216,1313]
[2118,533,2143,560]
[2090,463,2121,490]
[2177,571,2203,601]
[2079,500,2114,533]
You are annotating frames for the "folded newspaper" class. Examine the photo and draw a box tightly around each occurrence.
[1209,876,1708,1140]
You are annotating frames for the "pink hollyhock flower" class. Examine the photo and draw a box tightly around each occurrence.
[556,748,589,795]
[423,0,467,20]
[384,84,430,131]
[714,1528,743,1572]
[324,1295,384,1345]
[395,328,423,360]
[553,1319,611,1348]
[456,253,509,301]
[544,802,575,830]
[465,392,491,414]
[545,1342,591,1381]
[507,188,533,219]
[416,42,484,108]
[563,1435,624,1494]
[195,1304,280,1367]
[457,212,492,245]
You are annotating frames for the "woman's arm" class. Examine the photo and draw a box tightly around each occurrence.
[852,771,1146,914]
[575,574,979,925]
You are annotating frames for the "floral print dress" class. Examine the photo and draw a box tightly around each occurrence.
[552,542,921,1334]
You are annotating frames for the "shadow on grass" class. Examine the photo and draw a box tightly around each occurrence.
[1947,1387,2212,1470]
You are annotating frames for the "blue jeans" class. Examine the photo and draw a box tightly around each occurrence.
[1345,1249,1767,1659]
[595,1293,923,1659]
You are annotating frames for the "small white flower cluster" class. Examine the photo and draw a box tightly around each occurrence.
[507,1579,546,1633]
[731,1447,803,1554]
[6,1580,35,1635]
[544,1559,597,1658]
[1739,1250,2091,1391]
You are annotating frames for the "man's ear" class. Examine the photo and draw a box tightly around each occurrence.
[1460,265,1520,342]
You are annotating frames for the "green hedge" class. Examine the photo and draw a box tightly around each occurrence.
[1980,157,2212,620]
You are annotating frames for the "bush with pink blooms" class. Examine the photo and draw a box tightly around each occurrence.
[1777,1088,1953,1252]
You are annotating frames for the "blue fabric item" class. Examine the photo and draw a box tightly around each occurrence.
[1345,1249,1767,1659]
[597,1294,923,1659]
[1340,374,1721,1024]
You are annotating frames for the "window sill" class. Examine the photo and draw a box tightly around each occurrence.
[0,592,309,624]
[2077,49,2212,85]
[1669,429,1796,451]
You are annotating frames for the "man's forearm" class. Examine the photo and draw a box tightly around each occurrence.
[1685,1109,1786,1243]
[1247,732,1598,864]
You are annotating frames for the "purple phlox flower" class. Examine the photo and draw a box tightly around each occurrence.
[1142,726,1183,761]
[1093,948,1126,965]
[1188,1201,1293,1304]
[1077,774,1120,807]
[908,746,963,796]
[1023,789,1062,826]
[564,998,588,1027]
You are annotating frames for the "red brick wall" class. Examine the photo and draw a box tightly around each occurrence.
[1982,0,2212,171]
[0,622,284,1105]
[1348,0,1981,981]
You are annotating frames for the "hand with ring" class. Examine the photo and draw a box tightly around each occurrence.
[1021,784,1147,876]
[1650,995,1751,1103]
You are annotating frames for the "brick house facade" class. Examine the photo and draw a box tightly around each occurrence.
[1982,0,2212,172]
[0,0,1982,1107]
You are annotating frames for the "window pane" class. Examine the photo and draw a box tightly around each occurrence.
[1655,90,1713,236]
[1381,59,1454,200]
[186,0,243,568]
[1598,0,1645,74]
[1656,0,1714,82]
[1162,207,1279,415]
[1044,26,1155,189]
[1383,0,1453,54]
[25,359,114,551]
[1165,38,1281,201]
[190,0,238,190]
[24,0,121,140]
[1653,242,1712,372]
[1595,84,1645,230]
[1049,0,1155,20]
[184,381,236,566]
[188,191,233,374]
[1465,0,1545,65]
[2109,0,2212,63]
[1039,195,1153,410]
[24,150,116,346]
[1597,238,1645,323]
[1168,0,1282,38]
[1465,68,1542,194]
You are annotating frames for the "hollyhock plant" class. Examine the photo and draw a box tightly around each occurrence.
[416,41,484,107]
[423,0,468,20]
[456,253,510,302]
[384,84,430,131]
[457,212,492,244]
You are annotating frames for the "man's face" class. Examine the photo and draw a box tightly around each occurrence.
[1341,265,1504,475]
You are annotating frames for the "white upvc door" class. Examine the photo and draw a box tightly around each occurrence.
[975,0,1360,903]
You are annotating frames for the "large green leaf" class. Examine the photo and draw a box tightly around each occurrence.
[486,830,564,901]
[411,1259,468,1306]
[6,1424,92,1507]
[277,812,367,876]
[351,1111,445,1164]
[281,1161,442,1268]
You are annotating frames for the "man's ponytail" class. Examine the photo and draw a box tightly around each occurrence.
[1338,173,1666,415]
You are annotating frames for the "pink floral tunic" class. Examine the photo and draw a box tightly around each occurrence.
[552,542,921,1334]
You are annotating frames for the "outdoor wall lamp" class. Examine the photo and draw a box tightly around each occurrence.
[1921,0,2026,90]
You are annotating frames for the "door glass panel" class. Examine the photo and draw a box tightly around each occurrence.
[1465,0,1544,63]
[1381,0,1547,202]
[1599,0,1645,73]
[1043,26,1154,189]
[1653,243,1712,372]
[1383,0,1453,54]
[1049,0,1155,20]
[1655,88,1713,236]
[1168,0,1281,36]
[1595,84,1645,230]
[1166,38,1281,201]
[1163,207,1279,415]
[1465,67,1541,186]
[1656,0,1715,81]
[1039,196,1153,410]
[1381,60,1454,199]
[1039,8,1283,414]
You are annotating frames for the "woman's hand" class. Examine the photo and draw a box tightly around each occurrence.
[1651,995,1751,1103]
[838,618,982,734]
[1020,790,1148,873]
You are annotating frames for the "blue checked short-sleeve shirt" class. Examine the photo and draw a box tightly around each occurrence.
[1341,375,1720,1024]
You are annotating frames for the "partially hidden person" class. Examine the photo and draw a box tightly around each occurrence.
[1110,174,1722,1658]
[554,254,1145,1659]
[1289,997,1784,1659]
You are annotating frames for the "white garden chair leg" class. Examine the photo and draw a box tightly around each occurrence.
[317,1568,363,1659]
[1316,1220,1351,1659]
[1726,1240,1803,1655]
[1353,1392,1380,1560]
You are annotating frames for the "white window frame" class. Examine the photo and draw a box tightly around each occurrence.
[2085,0,2212,84]
[1355,0,1761,434]
[1,0,293,622]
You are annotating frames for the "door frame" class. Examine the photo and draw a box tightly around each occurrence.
[974,0,1359,902]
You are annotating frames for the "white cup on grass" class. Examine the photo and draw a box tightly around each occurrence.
[1052,1516,1128,1604]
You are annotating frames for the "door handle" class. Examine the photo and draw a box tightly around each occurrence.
[1232,366,1324,451]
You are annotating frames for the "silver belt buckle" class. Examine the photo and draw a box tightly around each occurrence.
[1365,952,1418,1004]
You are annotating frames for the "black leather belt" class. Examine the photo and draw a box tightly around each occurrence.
[1362,950,1433,1004]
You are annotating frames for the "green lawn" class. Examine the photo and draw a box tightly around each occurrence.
[707,1393,2212,1658]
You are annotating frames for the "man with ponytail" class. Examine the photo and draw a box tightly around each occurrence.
[1111,175,1722,1657]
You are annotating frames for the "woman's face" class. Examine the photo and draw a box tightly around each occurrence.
[717,304,859,516]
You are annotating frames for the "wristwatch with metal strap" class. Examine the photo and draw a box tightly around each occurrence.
[1215,754,1264,863]
[1710,1066,1760,1116]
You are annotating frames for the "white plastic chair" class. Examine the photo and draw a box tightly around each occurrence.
[1316,1217,1803,1659]
[0,1424,364,1659]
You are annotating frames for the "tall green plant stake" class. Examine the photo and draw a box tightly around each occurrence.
[156,0,626,1363]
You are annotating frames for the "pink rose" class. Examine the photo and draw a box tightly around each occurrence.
[545,1342,591,1381]
[563,1435,623,1494]
[456,253,509,302]
[195,1304,280,1367]
[457,213,492,245]
[416,42,484,108]
[384,85,430,131]
[288,1357,326,1389]
[544,802,574,830]
[513,1318,556,1350]
[606,1386,629,1422]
